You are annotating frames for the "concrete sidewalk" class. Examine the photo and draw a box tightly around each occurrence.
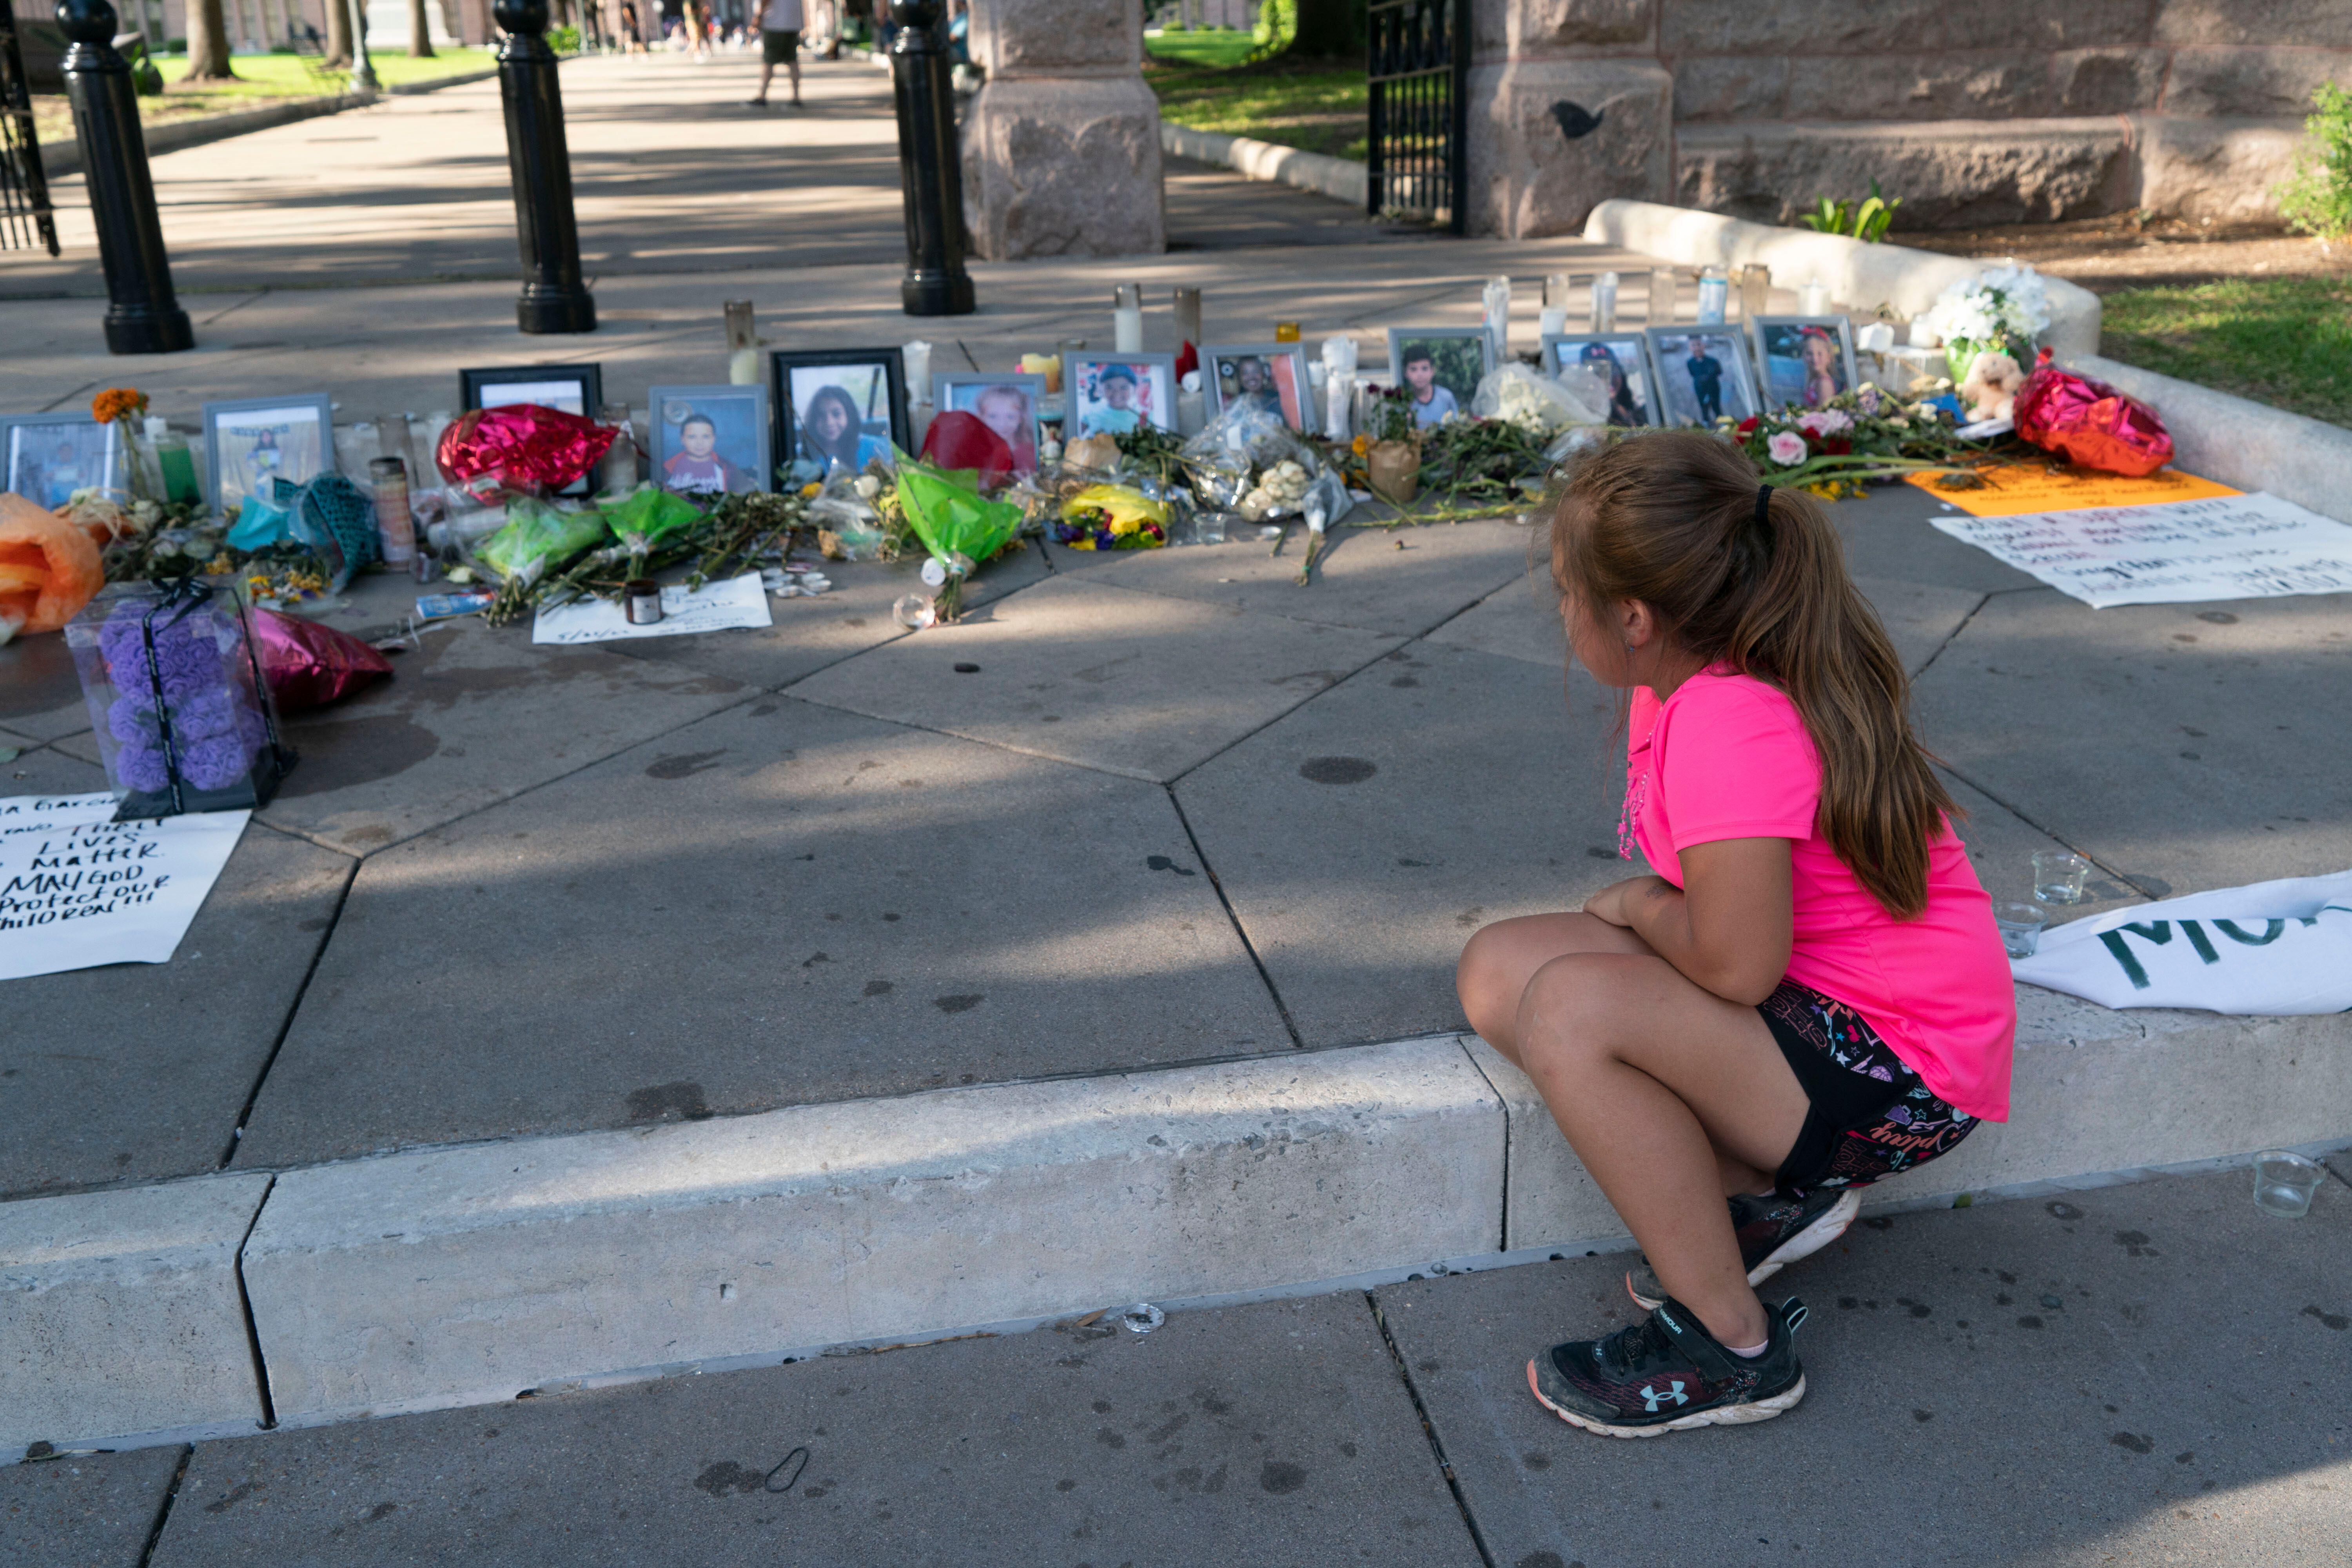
[8,1162,2346,1566]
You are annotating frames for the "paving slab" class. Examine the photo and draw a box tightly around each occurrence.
[1177,639,1624,1046]
[1913,586,2352,897]
[1,1174,273,1454]
[240,1039,1501,1424]
[232,694,1290,1169]
[2,743,353,1194]
[1375,1165,2352,1568]
[788,573,1404,784]
[152,1292,1478,1568]
[0,626,94,744]
[1831,481,2043,596]
[601,548,1048,693]
[1083,519,1542,639]
[102,605,755,860]
[0,1445,180,1566]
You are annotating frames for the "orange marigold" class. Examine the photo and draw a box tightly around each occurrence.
[91,387,147,425]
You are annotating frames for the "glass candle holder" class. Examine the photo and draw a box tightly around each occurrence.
[2031,851,2091,905]
[1274,321,1302,343]
[2253,1150,2324,1218]
[1993,902,2046,959]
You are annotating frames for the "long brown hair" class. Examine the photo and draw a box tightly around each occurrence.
[1550,430,1956,917]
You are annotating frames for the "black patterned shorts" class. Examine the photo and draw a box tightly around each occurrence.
[1759,981,1978,1196]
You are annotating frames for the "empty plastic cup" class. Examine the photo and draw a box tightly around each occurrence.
[1994,902,2046,958]
[2253,1151,2324,1218]
[2032,851,2091,904]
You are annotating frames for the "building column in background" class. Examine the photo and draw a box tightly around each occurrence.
[962,0,1165,260]
[1465,0,1672,238]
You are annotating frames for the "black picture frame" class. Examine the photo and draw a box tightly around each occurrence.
[771,348,910,478]
[458,364,606,418]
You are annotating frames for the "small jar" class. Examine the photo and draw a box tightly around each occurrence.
[624,579,664,625]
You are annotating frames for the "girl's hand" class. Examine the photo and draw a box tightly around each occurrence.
[1583,875,1666,927]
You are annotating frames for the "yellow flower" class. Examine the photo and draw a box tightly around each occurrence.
[1061,484,1166,533]
[92,387,147,425]
[799,481,823,499]
[1109,515,1140,536]
[1350,434,1369,457]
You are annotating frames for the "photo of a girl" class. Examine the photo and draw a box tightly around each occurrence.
[1543,335,1658,428]
[1752,318,1859,412]
[798,383,891,474]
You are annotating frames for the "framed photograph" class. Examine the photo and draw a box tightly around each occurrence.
[459,364,604,418]
[647,384,770,498]
[773,349,908,479]
[1,414,122,508]
[1749,316,1860,411]
[1383,328,1495,431]
[1642,327,1763,427]
[1540,334,1661,429]
[1067,352,1178,438]
[201,395,334,518]
[933,372,1046,474]
[1202,342,1312,430]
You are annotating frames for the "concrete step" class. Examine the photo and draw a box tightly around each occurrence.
[6,991,2348,1459]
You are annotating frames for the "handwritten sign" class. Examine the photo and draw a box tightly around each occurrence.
[0,793,249,981]
[1928,492,2352,608]
[2013,867,2352,1013]
[1906,462,2239,517]
[531,572,773,645]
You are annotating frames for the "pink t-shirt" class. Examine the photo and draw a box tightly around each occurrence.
[1626,669,2016,1121]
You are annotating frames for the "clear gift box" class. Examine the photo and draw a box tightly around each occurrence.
[65,577,296,821]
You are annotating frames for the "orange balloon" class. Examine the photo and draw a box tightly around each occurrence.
[0,492,105,634]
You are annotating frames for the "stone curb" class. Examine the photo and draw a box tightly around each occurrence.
[6,999,2349,1458]
[1158,121,1366,209]
[1581,198,2104,359]
[2068,354,2352,528]
[39,63,514,181]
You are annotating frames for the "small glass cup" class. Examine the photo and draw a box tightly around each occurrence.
[1994,902,2046,959]
[2032,851,2091,905]
[2253,1151,2324,1219]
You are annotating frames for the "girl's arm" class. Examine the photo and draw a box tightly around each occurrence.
[1583,837,1795,1006]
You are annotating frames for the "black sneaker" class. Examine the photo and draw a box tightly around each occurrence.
[1626,1187,1857,1310]
[1527,1296,1809,1437]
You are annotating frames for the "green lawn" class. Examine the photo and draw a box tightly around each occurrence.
[156,46,500,94]
[2101,277,2352,430]
[32,46,497,145]
[1147,55,1368,164]
[1143,27,1258,69]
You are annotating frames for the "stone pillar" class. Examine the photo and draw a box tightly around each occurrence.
[962,0,1165,260]
[1465,0,1674,238]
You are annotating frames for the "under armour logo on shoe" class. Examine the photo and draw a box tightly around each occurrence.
[1639,1380,1689,1412]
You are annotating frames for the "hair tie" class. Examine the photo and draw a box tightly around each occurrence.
[1754,484,1774,526]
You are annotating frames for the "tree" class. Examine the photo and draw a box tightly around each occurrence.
[408,0,436,56]
[1290,0,1365,57]
[182,0,239,80]
[323,0,354,68]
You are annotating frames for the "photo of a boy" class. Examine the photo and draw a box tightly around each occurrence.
[661,411,748,495]
[1080,364,1144,437]
[1401,343,1459,428]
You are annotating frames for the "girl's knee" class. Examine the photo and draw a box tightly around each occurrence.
[1515,954,1627,1063]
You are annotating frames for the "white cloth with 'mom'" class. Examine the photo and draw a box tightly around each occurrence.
[2012,867,2352,1013]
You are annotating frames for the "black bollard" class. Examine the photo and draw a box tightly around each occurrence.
[888,0,973,317]
[495,0,595,334]
[57,0,191,354]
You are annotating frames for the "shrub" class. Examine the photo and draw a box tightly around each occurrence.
[2277,82,2352,241]
[547,24,582,53]
[1798,181,1902,243]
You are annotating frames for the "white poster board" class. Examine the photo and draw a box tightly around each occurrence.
[1929,492,2352,608]
[532,572,774,645]
[0,793,249,981]
[2014,868,2352,1013]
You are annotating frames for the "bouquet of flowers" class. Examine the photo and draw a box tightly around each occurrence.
[1054,484,1169,551]
[1731,384,2000,499]
[1916,263,2052,382]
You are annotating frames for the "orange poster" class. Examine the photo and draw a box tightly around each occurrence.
[1904,463,2240,517]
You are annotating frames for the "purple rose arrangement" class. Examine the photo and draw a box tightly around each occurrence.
[96,597,268,794]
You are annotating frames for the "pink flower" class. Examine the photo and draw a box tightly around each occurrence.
[1797,408,1853,438]
[1765,431,1808,466]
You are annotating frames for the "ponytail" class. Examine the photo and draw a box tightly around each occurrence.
[1549,430,1956,918]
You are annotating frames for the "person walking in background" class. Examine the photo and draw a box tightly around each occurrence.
[748,0,804,106]
[618,0,647,51]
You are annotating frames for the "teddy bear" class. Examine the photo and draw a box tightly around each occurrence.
[1959,348,2025,424]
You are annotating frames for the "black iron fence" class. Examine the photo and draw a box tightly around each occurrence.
[1365,0,1465,234]
[0,0,58,256]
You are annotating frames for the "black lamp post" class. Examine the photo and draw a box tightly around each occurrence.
[57,0,191,354]
[495,0,596,334]
[888,0,973,316]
